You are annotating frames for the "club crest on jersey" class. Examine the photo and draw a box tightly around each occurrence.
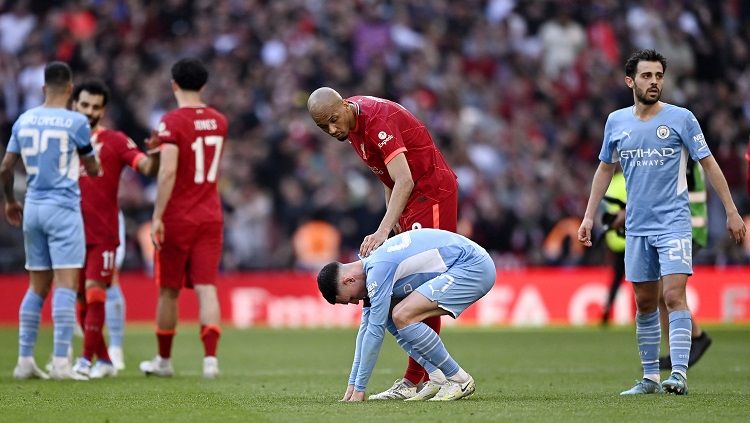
[656,125,670,139]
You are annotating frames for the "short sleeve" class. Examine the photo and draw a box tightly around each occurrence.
[681,111,711,161]
[6,121,20,153]
[598,114,618,164]
[73,119,94,156]
[366,117,407,164]
[115,133,146,169]
[157,114,178,145]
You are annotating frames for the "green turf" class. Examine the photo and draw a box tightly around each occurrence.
[0,325,748,422]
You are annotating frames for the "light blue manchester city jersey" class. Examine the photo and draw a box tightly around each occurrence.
[598,103,710,236]
[6,107,92,208]
[352,228,489,390]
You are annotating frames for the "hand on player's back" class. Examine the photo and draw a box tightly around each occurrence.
[360,229,389,257]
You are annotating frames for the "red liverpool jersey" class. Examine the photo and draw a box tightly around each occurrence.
[80,128,145,245]
[157,106,228,225]
[345,96,457,204]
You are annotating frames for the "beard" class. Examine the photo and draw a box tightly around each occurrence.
[635,85,660,105]
[87,116,100,128]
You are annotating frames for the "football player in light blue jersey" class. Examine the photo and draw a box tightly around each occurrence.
[578,50,746,396]
[316,228,496,401]
[0,61,100,381]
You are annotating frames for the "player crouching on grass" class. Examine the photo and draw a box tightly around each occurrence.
[317,228,496,401]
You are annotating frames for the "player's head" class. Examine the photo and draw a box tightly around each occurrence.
[171,58,209,92]
[317,261,366,305]
[308,87,354,142]
[624,49,667,106]
[43,61,73,97]
[71,80,109,128]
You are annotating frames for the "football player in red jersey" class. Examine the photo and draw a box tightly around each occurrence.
[140,58,228,379]
[308,87,459,401]
[70,80,160,378]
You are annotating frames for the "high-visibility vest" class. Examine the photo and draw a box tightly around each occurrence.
[688,159,708,248]
[603,172,626,253]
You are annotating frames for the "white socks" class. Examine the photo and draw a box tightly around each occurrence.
[447,367,470,384]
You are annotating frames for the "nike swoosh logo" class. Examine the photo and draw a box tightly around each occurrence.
[461,381,470,392]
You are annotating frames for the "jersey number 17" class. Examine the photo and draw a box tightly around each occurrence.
[191,135,223,183]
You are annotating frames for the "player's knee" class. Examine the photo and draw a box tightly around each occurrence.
[662,288,687,311]
[634,295,659,313]
[159,286,180,299]
[391,304,416,329]
[85,286,107,304]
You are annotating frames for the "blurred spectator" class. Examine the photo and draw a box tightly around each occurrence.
[0,0,748,271]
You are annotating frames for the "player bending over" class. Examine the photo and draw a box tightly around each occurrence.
[317,228,495,401]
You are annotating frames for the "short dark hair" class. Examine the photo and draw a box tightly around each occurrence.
[72,80,110,106]
[44,61,72,89]
[171,58,208,91]
[317,262,341,305]
[625,49,667,78]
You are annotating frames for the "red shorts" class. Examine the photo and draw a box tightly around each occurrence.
[399,193,458,232]
[77,243,117,295]
[155,221,223,290]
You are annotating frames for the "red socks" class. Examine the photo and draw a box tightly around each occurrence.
[157,328,176,359]
[83,287,110,362]
[77,300,87,333]
[403,315,442,384]
[200,325,221,357]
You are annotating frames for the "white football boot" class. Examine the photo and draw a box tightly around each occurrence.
[13,357,49,380]
[50,358,89,381]
[404,380,444,401]
[203,356,219,379]
[108,346,125,371]
[368,378,418,400]
[90,361,118,379]
[140,356,174,377]
[429,375,475,401]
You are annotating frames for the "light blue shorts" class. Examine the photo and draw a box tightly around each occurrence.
[625,232,693,283]
[23,203,85,270]
[415,255,496,318]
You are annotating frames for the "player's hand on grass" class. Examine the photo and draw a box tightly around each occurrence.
[726,211,746,244]
[340,384,355,402]
[151,218,165,249]
[360,229,388,257]
[578,217,593,247]
[4,200,22,226]
[347,390,366,402]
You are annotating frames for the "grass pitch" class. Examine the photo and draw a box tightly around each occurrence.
[0,325,748,422]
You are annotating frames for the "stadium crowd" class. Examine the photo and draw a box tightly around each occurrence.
[1,0,749,271]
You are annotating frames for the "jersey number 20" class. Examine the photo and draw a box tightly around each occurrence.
[19,128,77,179]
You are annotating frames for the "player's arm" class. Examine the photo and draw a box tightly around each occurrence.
[342,307,370,401]
[136,131,161,177]
[578,161,617,247]
[360,153,413,257]
[0,152,22,226]
[383,185,402,235]
[73,120,100,176]
[151,144,178,249]
[80,147,100,176]
[352,298,389,398]
[699,155,746,243]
